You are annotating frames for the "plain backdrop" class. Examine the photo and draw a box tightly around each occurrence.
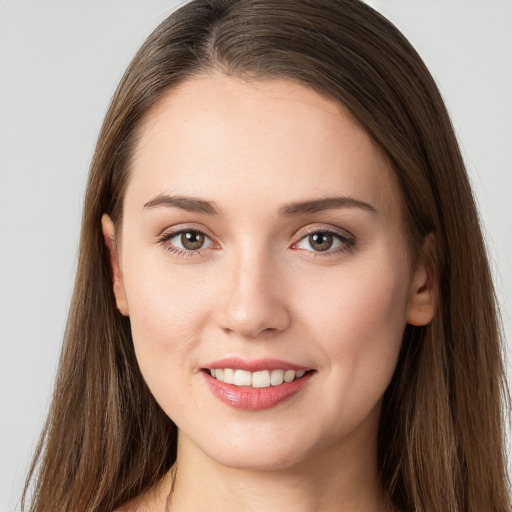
[1,1,511,511]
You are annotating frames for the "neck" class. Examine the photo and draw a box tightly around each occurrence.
[166,423,390,512]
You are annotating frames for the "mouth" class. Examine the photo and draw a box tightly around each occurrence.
[206,368,308,388]
[200,361,315,410]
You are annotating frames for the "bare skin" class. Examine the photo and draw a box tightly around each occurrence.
[108,73,434,512]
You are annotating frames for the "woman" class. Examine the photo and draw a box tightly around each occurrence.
[22,0,510,511]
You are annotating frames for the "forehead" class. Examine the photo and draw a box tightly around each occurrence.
[126,72,401,219]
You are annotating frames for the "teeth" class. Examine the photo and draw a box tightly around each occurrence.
[208,368,308,387]
[223,368,235,384]
[252,370,271,388]
[270,369,284,386]
[284,370,295,383]
[234,370,252,386]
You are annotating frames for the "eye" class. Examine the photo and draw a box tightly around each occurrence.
[160,228,215,253]
[174,230,210,250]
[294,229,353,254]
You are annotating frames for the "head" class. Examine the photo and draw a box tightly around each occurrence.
[101,71,435,477]
[25,1,508,511]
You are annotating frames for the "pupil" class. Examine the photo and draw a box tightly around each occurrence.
[309,233,333,252]
[181,231,204,250]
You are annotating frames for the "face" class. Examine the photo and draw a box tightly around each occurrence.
[103,73,433,471]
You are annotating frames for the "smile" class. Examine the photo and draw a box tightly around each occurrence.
[208,368,307,387]
[202,362,315,410]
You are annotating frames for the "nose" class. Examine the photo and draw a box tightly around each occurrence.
[215,248,291,339]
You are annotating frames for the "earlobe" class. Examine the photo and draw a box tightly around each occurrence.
[101,214,129,316]
[406,235,436,326]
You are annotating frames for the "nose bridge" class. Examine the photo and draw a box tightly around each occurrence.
[217,241,290,338]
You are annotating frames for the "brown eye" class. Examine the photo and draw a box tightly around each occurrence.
[308,232,334,252]
[294,229,352,255]
[180,231,206,250]
[160,228,215,256]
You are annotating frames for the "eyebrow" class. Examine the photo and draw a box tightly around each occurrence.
[143,194,376,216]
[279,196,377,216]
[143,194,222,215]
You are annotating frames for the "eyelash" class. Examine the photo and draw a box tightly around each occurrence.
[157,228,217,258]
[291,227,355,258]
[157,226,355,259]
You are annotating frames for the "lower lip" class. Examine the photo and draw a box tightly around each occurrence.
[202,371,314,411]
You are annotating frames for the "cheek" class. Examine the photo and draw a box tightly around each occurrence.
[121,254,215,390]
[305,259,409,332]
[298,251,411,403]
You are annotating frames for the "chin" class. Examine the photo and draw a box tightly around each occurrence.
[207,445,308,472]
[191,426,319,472]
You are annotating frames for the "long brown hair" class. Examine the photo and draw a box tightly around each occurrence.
[23,1,510,511]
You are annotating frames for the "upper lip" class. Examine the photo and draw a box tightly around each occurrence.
[202,357,312,372]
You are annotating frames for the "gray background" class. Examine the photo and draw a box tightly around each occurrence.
[1,1,511,510]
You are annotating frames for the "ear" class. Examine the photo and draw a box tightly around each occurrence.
[101,214,129,316]
[406,234,436,326]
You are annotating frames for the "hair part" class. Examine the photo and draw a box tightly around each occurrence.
[23,1,509,511]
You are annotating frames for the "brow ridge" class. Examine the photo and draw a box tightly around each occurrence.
[143,194,376,217]
[143,194,221,215]
[280,196,377,216]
